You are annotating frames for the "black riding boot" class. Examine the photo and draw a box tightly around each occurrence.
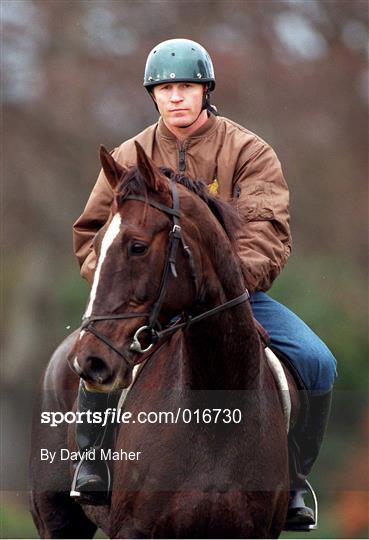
[70,380,120,506]
[285,390,332,531]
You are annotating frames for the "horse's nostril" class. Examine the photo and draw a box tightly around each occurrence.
[85,356,111,384]
[72,356,82,376]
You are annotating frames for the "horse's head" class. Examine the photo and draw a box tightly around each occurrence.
[69,142,241,391]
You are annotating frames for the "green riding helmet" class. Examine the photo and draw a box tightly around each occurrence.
[144,38,215,91]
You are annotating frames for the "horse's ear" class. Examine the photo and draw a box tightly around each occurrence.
[99,145,127,191]
[135,141,168,192]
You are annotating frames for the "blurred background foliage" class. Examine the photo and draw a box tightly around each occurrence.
[1,0,368,538]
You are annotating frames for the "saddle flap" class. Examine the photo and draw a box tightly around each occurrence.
[265,347,291,433]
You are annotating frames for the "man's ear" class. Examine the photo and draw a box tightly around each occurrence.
[99,146,127,191]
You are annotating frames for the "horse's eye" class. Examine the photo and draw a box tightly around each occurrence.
[129,242,148,256]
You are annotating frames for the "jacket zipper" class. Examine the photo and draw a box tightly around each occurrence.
[178,142,186,173]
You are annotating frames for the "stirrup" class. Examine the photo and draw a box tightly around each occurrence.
[302,479,318,530]
[284,479,318,531]
[70,454,111,502]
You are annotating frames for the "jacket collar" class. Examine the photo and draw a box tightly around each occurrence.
[157,112,217,141]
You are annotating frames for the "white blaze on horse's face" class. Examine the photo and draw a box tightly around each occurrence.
[79,213,122,339]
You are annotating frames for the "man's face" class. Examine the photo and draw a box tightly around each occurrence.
[152,82,205,128]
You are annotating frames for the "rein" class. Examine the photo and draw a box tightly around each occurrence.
[81,179,250,367]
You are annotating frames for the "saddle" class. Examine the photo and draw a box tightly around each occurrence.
[253,317,309,433]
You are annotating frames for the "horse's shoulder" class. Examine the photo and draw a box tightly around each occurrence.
[43,330,80,409]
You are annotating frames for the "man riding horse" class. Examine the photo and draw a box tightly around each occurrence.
[72,38,336,530]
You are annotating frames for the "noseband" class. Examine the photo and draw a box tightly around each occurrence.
[80,179,250,368]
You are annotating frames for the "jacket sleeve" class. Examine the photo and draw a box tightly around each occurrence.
[233,142,292,292]
[73,165,115,284]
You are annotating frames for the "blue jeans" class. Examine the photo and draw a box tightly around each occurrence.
[251,292,337,394]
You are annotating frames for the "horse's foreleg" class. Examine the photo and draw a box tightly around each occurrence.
[29,422,97,539]
[30,489,97,539]
[29,358,97,539]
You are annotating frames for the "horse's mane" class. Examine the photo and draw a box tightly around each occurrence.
[116,166,240,243]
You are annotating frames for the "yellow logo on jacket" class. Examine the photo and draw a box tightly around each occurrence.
[208,178,219,195]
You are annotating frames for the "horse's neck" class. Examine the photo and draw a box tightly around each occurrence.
[184,285,263,390]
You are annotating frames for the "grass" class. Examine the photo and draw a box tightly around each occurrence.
[1,494,367,539]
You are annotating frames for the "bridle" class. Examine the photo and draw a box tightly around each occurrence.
[80,179,250,369]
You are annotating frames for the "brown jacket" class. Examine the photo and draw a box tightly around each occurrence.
[73,114,291,291]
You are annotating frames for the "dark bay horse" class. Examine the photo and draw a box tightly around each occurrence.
[29,143,295,538]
